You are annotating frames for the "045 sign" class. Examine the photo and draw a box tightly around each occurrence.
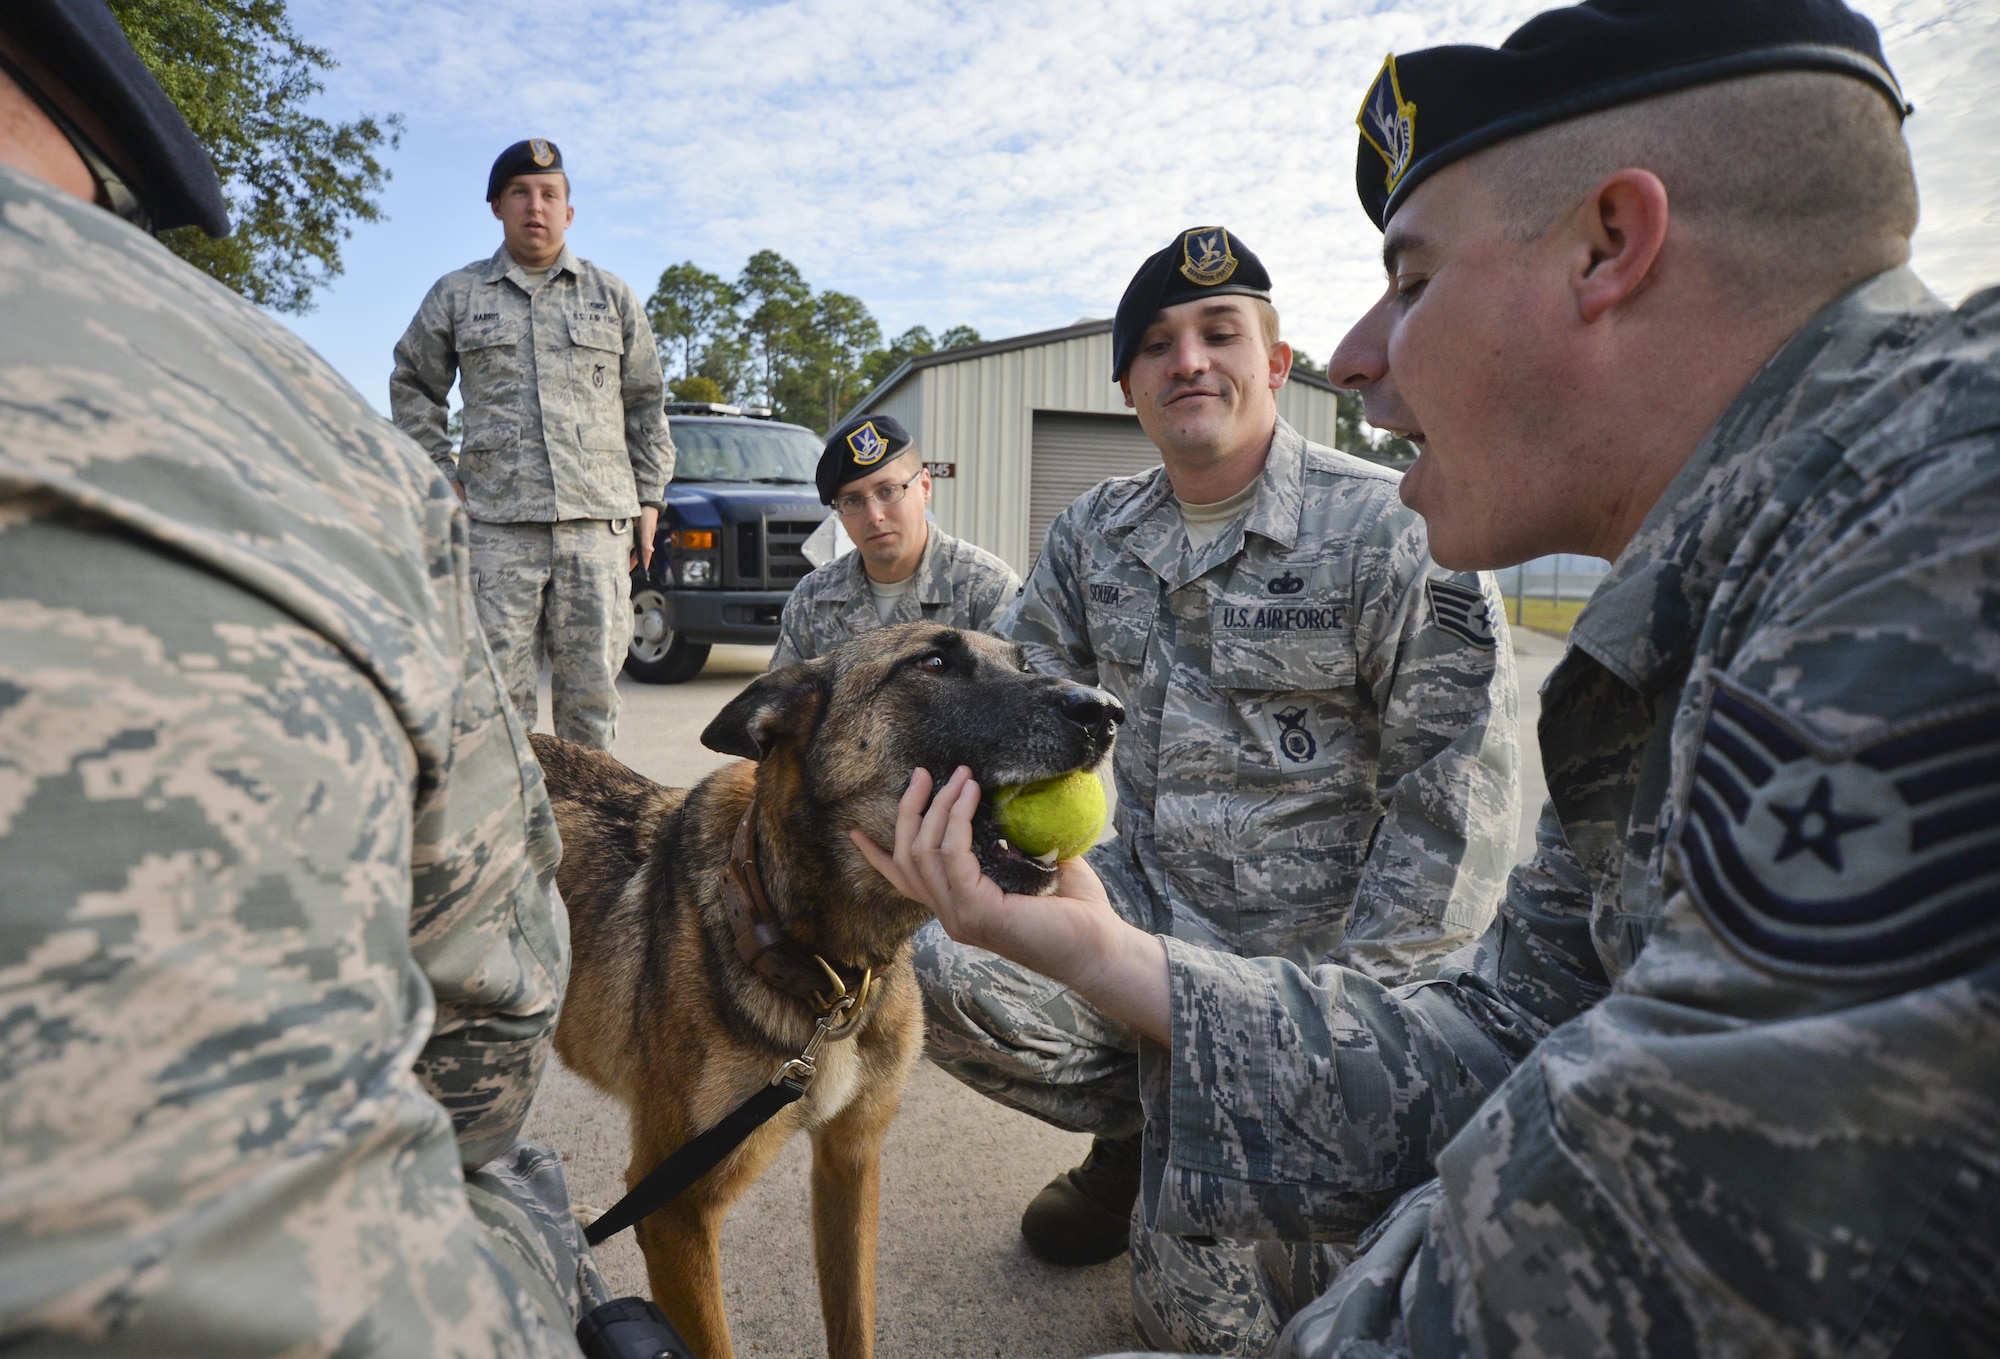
[923,462,956,479]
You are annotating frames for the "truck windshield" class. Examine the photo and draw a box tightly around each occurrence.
[668,420,820,483]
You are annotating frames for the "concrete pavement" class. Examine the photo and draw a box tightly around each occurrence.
[522,627,1567,1358]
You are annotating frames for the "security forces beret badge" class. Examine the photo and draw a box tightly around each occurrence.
[1180,228,1239,287]
[1356,55,1416,194]
[530,138,555,167]
[847,421,889,466]
[1677,678,2000,982]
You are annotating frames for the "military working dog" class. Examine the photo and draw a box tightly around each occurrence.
[532,623,1122,1359]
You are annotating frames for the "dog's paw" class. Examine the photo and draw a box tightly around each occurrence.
[571,1202,605,1230]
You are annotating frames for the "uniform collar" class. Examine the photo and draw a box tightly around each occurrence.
[485,242,581,290]
[818,522,946,604]
[1125,417,1304,590]
[1567,265,1945,695]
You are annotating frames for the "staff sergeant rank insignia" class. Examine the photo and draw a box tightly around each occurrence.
[1180,227,1238,286]
[1678,681,2000,983]
[846,420,889,465]
[1357,54,1417,193]
[1426,578,1495,648]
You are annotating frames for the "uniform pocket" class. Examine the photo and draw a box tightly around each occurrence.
[1083,587,1153,669]
[1213,632,1360,780]
[1230,843,1369,957]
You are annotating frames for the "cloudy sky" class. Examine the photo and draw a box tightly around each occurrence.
[284,0,1998,416]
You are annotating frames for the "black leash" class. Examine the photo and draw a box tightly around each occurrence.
[582,966,876,1248]
[584,1073,808,1246]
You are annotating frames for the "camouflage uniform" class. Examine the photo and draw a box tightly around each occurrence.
[1106,268,2000,1359]
[0,164,597,1355]
[390,243,673,748]
[914,420,1519,1352]
[769,524,1020,666]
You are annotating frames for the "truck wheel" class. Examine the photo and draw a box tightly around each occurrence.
[625,585,710,684]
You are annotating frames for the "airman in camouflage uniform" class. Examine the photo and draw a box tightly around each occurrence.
[914,232,1517,1350]
[773,410,1019,666]
[391,141,673,750]
[772,527,1019,666]
[0,17,603,1348]
[1082,4,2000,1356]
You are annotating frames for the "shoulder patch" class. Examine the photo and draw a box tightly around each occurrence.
[1426,578,1496,648]
[1677,678,2000,982]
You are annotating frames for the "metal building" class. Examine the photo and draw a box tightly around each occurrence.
[851,318,1375,572]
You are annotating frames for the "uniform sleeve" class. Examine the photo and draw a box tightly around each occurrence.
[771,578,818,668]
[964,555,1023,635]
[389,279,463,486]
[993,500,1096,682]
[619,280,674,505]
[408,522,569,1169]
[1141,798,1607,1244]
[1335,499,1520,982]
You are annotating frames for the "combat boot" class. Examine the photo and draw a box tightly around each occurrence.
[1020,1132,1143,1266]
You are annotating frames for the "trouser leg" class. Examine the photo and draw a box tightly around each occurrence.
[545,518,630,750]
[469,519,553,732]
[914,838,1159,1137]
[465,1138,610,1343]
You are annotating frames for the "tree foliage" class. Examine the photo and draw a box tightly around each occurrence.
[109,0,400,313]
[646,251,979,431]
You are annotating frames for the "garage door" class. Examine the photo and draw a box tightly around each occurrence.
[1028,412,1159,566]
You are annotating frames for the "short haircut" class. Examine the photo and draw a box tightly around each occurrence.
[1253,298,1281,351]
[1468,71,1916,297]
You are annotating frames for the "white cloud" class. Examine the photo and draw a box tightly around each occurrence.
[294,0,1998,372]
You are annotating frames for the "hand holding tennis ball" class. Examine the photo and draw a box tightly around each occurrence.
[991,768,1107,863]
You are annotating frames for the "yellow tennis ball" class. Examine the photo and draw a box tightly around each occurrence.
[991,768,1107,862]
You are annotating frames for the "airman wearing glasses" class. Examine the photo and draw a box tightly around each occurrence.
[769,412,1019,667]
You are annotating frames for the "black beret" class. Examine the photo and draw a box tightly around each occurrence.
[1112,227,1272,380]
[487,138,565,201]
[817,413,914,505]
[0,0,228,237]
[1353,0,1908,229]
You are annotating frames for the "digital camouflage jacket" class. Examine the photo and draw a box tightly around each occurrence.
[391,243,673,524]
[770,524,1020,667]
[1144,268,2000,1358]
[0,165,578,1356]
[1000,420,1520,979]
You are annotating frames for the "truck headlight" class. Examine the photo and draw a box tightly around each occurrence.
[680,558,715,586]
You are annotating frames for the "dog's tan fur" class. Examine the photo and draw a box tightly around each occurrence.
[532,623,1122,1359]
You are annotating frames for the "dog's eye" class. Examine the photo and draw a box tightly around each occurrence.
[918,653,948,673]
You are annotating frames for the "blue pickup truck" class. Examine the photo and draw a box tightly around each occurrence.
[626,403,831,683]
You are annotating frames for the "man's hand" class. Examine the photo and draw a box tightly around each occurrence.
[633,505,659,573]
[851,766,1172,1046]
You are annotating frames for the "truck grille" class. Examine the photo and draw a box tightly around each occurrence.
[725,512,828,590]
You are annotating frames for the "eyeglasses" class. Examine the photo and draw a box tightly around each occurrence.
[834,469,922,518]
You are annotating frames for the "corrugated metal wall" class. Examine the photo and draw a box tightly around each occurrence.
[867,328,1356,573]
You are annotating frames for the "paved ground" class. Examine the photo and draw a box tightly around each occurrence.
[521,627,1567,1358]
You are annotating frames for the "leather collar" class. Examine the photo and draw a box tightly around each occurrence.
[721,800,872,1011]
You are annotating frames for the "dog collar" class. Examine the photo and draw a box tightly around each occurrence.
[722,801,875,1015]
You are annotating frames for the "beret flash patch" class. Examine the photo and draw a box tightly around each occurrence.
[1677,678,2000,983]
[1179,227,1239,287]
[846,421,889,465]
[530,138,555,166]
[1356,55,1417,194]
[1426,578,1495,648]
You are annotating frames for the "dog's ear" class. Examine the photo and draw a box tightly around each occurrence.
[702,662,827,761]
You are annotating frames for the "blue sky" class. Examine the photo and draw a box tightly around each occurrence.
[283,0,1999,418]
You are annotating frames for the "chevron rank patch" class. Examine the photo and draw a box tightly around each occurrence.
[1427,578,1495,648]
[1678,679,2000,982]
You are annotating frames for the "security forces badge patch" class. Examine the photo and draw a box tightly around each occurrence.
[530,138,555,167]
[1677,678,2000,982]
[847,420,889,465]
[1427,578,1495,648]
[1180,228,1239,286]
[1356,54,1417,194]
